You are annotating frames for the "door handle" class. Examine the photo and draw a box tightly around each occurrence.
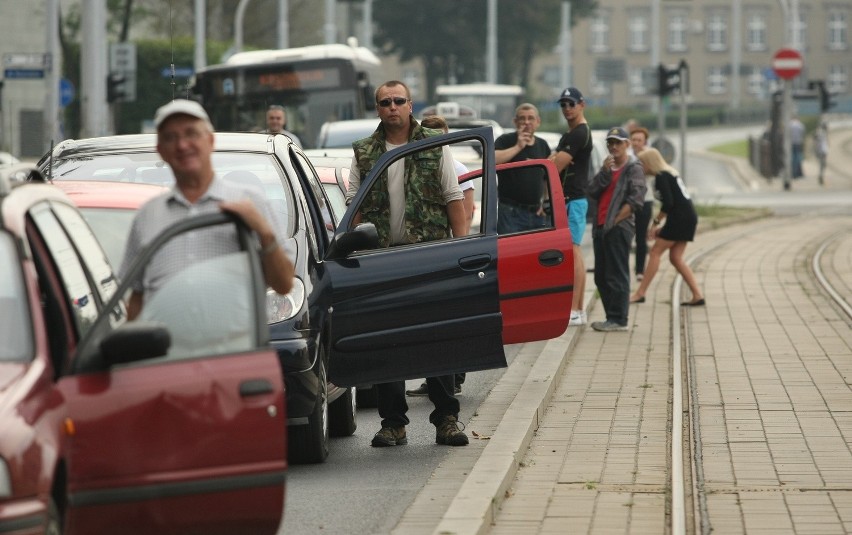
[239,378,274,397]
[538,249,564,267]
[459,254,492,271]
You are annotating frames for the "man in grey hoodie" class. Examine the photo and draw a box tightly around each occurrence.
[587,126,646,332]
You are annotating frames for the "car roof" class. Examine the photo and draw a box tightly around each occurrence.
[52,180,169,209]
[1,165,73,239]
[315,118,380,148]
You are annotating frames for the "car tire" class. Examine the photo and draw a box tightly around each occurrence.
[288,359,329,464]
[329,386,357,437]
[356,385,378,408]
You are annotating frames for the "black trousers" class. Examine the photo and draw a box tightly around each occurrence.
[593,225,632,326]
[377,375,459,428]
[634,201,653,275]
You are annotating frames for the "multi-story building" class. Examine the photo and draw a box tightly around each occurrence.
[531,0,850,112]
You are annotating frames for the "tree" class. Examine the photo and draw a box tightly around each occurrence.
[372,0,597,102]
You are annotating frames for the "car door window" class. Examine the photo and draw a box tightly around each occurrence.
[51,202,120,305]
[0,233,32,361]
[29,203,101,337]
[137,251,258,361]
[496,162,555,235]
[292,150,336,241]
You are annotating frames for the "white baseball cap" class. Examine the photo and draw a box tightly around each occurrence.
[153,99,213,130]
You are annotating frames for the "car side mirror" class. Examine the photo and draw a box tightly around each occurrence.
[99,321,171,367]
[327,222,379,259]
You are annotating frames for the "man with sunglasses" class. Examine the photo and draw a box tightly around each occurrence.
[549,87,593,327]
[346,80,470,448]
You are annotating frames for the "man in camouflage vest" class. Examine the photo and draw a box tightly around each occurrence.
[345,80,469,448]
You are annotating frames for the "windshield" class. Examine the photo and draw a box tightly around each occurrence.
[0,233,33,361]
[49,152,297,238]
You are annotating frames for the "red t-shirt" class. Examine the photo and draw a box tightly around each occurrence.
[597,165,624,226]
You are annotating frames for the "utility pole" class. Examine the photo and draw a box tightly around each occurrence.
[81,0,108,137]
[559,1,572,90]
[486,0,497,84]
[277,0,289,49]
[194,0,206,72]
[44,0,61,148]
[324,0,336,44]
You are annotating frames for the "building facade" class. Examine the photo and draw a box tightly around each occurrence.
[531,0,850,112]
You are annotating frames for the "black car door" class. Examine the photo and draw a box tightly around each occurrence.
[324,128,506,387]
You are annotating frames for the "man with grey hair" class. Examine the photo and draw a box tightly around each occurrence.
[121,99,294,319]
[493,103,551,234]
[265,104,302,148]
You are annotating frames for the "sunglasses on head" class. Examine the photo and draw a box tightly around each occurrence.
[378,97,409,108]
[559,100,578,109]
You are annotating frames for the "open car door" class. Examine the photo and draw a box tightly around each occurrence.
[58,213,287,535]
[324,128,573,388]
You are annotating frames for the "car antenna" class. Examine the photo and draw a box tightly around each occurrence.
[168,0,176,100]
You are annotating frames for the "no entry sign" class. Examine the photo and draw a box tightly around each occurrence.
[771,48,803,80]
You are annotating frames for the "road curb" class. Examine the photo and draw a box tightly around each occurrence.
[431,305,589,535]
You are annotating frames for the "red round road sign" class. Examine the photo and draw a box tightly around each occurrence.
[772,48,803,80]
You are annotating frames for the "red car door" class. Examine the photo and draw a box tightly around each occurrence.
[56,214,287,535]
[493,159,574,344]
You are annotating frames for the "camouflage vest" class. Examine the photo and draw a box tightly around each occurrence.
[352,120,449,247]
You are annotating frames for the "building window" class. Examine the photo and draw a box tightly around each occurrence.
[668,13,688,52]
[590,72,609,97]
[788,10,807,51]
[745,12,767,51]
[707,12,727,52]
[828,10,848,51]
[707,66,727,95]
[628,66,649,96]
[828,65,848,93]
[746,67,764,96]
[590,13,610,54]
[628,13,650,52]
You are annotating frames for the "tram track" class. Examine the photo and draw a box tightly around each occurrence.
[671,220,852,535]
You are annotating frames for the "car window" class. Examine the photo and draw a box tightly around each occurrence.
[137,252,258,361]
[321,182,346,222]
[0,233,33,361]
[496,162,556,235]
[29,203,101,337]
[292,151,335,239]
[51,202,120,305]
[78,207,137,268]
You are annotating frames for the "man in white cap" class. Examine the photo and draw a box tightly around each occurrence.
[120,99,294,319]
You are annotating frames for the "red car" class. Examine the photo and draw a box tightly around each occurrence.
[52,180,168,268]
[0,166,287,534]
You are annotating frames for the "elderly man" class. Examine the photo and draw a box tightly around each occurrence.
[346,80,469,448]
[121,99,294,319]
[265,104,302,148]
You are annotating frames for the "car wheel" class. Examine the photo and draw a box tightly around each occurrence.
[356,385,378,408]
[329,386,357,437]
[45,497,62,535]
[288,359,329,464]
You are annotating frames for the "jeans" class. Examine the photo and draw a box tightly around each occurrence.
[498,200,546,234]
[377,375,459,428]
[593,225,633,326]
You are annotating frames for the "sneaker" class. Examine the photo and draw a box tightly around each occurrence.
[371,426,407,447]
[405,382,429,397]
[591,320,628,332]
[569,310,587,326]
[435,416,469,446]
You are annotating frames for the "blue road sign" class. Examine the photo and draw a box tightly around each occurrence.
[161,66,194,78]
[4,69,44,79]
[763,67,778,81]
[60,78,75,107]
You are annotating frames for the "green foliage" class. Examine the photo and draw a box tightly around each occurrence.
[372,0,597,101]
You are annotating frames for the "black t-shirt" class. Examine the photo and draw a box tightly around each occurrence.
[555,123,592,199]
[494,132,551,205]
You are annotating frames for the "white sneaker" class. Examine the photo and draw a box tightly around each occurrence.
[569,310,586,326]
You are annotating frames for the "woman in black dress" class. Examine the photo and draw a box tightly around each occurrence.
[629,148,705,306]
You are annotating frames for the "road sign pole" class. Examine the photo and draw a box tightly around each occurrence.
[781,80,791,191]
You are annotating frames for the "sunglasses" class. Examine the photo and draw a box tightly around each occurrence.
[378,97,409,108]
[559,100,578,109]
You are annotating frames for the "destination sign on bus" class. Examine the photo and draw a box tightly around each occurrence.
[215,67,342,96]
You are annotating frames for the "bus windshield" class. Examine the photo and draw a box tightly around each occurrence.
[191,44,383,149]
[435,84,524,127]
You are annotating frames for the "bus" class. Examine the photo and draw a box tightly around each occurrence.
[434,83,524,127]
[191,42,383,148]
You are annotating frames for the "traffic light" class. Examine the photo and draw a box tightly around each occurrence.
[106,73,126,103]
[657,64,681,96]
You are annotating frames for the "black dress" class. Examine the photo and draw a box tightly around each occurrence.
[655,171,697,242]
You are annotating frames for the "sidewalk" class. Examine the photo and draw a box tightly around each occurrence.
[394,125,852,535]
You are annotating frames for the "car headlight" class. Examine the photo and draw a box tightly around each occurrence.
[266,277,305,324]
[0,458,11,498]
